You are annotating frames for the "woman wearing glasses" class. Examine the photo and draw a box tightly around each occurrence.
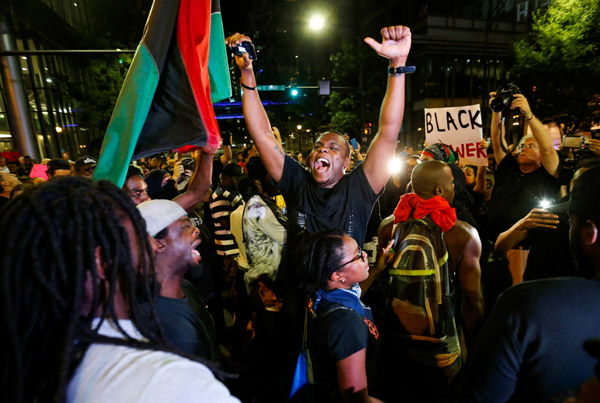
[298,229,392,403]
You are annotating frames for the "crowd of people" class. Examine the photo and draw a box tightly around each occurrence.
[1,24,600,403]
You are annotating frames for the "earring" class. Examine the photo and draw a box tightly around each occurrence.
[341,278,345,283]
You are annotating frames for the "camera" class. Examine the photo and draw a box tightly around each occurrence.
[181,158,195,172]
[231,41,257,60]
[490,84,521,113]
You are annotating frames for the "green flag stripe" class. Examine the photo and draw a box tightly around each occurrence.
[208,11,231,103]
[93,44,160,187]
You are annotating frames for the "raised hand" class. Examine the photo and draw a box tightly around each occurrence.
[225,33,253,70]
[511,94,533,120]
[372,239,396,277]
[364,25,411,64]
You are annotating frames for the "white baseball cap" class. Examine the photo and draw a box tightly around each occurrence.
[137,199,187,237]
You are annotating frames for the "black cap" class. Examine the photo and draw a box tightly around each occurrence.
[74,156,97,171]
[553,165,600,217]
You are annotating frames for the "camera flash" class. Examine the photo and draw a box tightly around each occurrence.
[539,199,551,209]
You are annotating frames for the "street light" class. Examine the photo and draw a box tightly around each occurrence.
[308,15,325,31]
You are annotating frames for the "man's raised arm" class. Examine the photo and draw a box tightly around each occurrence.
[226,33,285,183]
[489,92,508,166]
[512,94,559,177]
[174,147,215,213]
[362,26,412,194]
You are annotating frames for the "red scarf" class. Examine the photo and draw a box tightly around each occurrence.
[393,193,457,232]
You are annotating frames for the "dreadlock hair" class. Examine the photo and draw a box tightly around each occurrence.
[0,177,226,403]
[297,229,346,299]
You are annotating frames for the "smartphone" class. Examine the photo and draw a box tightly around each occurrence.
[562,136,582,148]
[351,138,358,149]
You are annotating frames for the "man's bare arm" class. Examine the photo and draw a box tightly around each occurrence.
[362,26,412,194]
[226,33,285,182]
[511,94,559,177]
[489,93,507,166]
[456,225,484,342]
[220,132,233,165]
[173,147,215,213]
[495,208,559,253]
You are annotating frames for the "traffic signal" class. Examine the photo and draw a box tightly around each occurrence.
[364,122,372,135]
[289,77,299,97]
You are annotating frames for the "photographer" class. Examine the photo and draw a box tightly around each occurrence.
[486,90,573,281]
[486,91,560,236]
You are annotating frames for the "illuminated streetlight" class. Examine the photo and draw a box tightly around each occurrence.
[297,125,303,130]
[309,15,325,31]
[55,126,63,133]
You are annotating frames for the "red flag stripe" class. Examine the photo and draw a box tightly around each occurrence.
[177,0,221,149]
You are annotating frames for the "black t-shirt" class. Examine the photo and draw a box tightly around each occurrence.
[152,280,220,361]
[311,299,380,402]
[456,278,600,402]
[486,153,560,239]
[276,155,380,247]
[0,196,10,211]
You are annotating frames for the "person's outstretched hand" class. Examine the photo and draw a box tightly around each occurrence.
[364,25,411,64]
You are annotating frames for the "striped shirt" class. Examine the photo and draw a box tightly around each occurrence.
[210,186,243,256]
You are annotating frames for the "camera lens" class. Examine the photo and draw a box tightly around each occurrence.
[490,96,507,112]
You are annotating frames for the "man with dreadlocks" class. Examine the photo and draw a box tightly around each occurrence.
[0,177,238,402]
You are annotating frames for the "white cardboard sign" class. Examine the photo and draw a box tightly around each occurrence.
[424,104,487,165]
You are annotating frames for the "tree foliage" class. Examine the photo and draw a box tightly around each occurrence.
[326,41,387,139]
[512,0,600,134]
[55,55,131,154]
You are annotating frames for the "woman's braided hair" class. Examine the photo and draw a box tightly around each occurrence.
[297,229,346,298]
[0,176,227,402]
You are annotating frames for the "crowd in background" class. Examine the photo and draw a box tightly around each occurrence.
[2,24,600,403]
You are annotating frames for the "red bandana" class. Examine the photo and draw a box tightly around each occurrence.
[393,193,457,232]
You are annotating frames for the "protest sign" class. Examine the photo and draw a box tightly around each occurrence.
[424,104,487,165]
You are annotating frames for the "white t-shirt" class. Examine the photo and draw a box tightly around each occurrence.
[67,319,239,403]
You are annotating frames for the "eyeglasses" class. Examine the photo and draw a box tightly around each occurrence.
[338,247,365,269]
[518,143,537,151]
[129,188,148,198]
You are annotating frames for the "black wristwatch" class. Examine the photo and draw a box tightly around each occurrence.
[388,66,416,75]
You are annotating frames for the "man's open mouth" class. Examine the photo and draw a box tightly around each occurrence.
[191,241,201,262]
[315,158,330,172]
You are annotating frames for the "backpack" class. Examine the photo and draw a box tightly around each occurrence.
[382,214,454,342]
